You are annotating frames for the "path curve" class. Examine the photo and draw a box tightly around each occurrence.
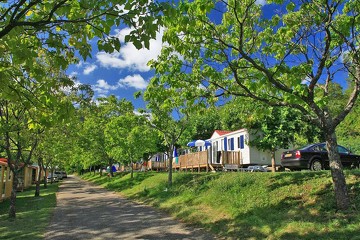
[44,175,218,240]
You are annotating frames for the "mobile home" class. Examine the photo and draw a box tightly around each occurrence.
[209,129,285,166]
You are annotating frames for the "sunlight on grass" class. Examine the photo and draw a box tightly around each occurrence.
[82,170,360,239]
[0,183,58,240]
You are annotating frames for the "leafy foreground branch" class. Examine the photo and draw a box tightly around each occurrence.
[82,171,360,239]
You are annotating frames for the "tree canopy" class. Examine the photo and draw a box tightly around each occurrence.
[149,0,360,210]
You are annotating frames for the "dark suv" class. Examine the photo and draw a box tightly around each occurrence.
[281,143,360,171]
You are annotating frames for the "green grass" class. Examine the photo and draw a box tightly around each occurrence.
[0,183,58,240]
[82,170,360,239]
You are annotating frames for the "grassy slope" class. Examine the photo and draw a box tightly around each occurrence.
[0,183,58,240]
[83,170,360,240]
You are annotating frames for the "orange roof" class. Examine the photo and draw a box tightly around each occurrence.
[0,158,8,166]
[0,158,31,168]
[214,130,232,136]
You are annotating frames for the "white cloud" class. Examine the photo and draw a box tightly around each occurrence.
[69,71,78,78]
[61,79,81,94]
[76,61,84,68]
[96,52,129,69]
[93,79,118,95]
[83,64,97,75]
[133,110,152,120]
[92,86,110,95]
[95,79,119,90]
[114,28,132,43]
[118,74,148,90]
[301,76,311,85]
[92,75,148,95]
[96,27,164,72]
[256,0,267,5]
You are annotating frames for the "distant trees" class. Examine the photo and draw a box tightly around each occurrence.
[178,107,222,146]
[337,99,360,153]
[68,95,161,178]
[105,112,158,178]
[76,96,134,176]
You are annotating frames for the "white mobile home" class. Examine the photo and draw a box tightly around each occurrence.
[209,129,284,166]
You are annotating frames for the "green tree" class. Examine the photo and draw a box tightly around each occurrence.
[248,107,302,172]
[152,0,360,210]
[0,0,163,58]
[105,113,158,178]
[0,0,165,169]
[0,60,75,218]
[179,107,222,146]
[75,96,134,176]
[337,98,360,154]
[218,97,262,131]
[0,99,39,218]
[143,78,195,186]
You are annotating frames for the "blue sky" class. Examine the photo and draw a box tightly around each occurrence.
[66,27,165,110]
[65,0,268,111]
[66,0,350,112]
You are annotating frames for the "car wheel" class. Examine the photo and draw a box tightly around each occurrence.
[310,159,323,171]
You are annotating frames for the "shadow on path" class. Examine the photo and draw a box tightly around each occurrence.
[44,176,217,240]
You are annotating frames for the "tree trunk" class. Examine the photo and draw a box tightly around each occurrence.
[168,149,173,186]
[35,168,42,197]
[50,169,54,184]
[9,171,18,218]
[271,150,276,172]
[325,130,350,210]
[42,165,47,188]
[109,160,114,177]
[130,161,134,179]
[43,175,48,188]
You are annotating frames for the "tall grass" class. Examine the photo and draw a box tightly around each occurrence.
[0,183,58,240]
[82,170,360,239]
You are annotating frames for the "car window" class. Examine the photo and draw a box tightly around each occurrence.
[313,144,326,152]
[337,146,349,154]
[312,145,320,151]
[319,144,327,151]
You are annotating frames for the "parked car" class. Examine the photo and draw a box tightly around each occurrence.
[60,171,67,178]
[281,143,360,171]
[54,171,63,180]
[247,165,269,172]
[47,174,59,183]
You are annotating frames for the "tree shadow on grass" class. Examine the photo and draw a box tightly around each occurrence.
[0,185,58,240]
[267,171,331,191]
[200,192,360,239]
[164,172,359,239]
[82,171,360,239]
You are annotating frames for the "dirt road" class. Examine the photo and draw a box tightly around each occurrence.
[44,175,217,240]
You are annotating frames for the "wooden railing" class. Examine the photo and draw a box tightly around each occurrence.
[148,161,167,169]
[145,150,242,171]
[221,151,242,165]
[176,151,208,168]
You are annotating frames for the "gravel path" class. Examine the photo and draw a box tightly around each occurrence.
[44,175,218,240]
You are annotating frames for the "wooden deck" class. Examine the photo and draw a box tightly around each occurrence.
[145,150,243,172]
[147,161,167,171]
[173,151,210,172]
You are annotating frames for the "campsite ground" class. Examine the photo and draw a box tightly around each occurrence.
[43,175,217,240]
